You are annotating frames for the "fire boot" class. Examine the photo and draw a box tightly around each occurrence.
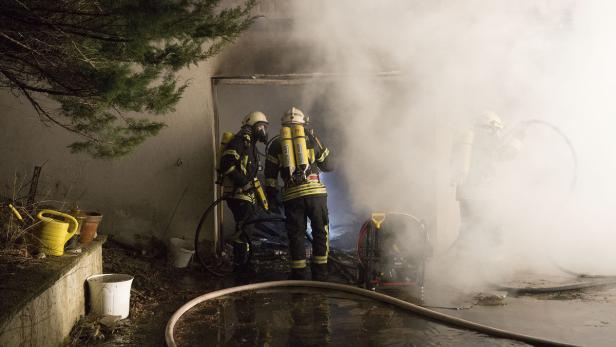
[311,263,328,282]
[233,241,256,278]
[289,268,307,280]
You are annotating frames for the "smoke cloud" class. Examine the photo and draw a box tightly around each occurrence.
[285,0,616,290]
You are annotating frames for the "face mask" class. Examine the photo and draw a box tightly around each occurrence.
[254,123,268,143]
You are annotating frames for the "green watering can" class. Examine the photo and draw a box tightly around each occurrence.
[37,210,78,256]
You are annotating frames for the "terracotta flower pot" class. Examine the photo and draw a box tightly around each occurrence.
[67,209,87,249]
[79,212,103,245]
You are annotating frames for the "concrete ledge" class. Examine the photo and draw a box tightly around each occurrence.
[0,236,106,347]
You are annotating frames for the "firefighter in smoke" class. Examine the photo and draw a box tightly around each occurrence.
[450,110,523,256]
[219,111,270,277]
[265,107,334,281]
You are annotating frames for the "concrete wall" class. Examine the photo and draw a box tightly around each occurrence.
[0,241,103,347]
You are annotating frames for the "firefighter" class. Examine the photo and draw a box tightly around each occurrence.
[450,111,523,256]
[265,107,334,281]
[219,111,269,276]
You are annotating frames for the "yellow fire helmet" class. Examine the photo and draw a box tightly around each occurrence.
[243,111,269,126]
[282,107,310,125]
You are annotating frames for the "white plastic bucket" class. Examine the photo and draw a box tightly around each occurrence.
[87,274,134,319]
[169,237,195,268]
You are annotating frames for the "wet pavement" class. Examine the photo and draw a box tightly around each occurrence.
[168,261,616,346]
[174,288,527,347]
[87,241,616,346]
[433,284,616,346]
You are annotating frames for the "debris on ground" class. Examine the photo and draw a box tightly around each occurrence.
[66,315,114,346]
[474,292,507,306]
[66,238,217,346]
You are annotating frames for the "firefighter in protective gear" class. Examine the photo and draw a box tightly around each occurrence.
[265,107,334,281]
[219,111,269,276]
[452,111,503,190]
[450,110,522,256]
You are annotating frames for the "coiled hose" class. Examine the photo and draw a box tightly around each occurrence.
[357,211,426,267]
[193,195,282,276]
[193,196,229,277]
[165,280,576,347]
[448,119,582,274]
[507,119,578,194]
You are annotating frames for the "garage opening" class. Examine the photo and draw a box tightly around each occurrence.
[211,73,439,251]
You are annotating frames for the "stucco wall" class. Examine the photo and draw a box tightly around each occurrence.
[0,0,304,248]
[0,61,218,246]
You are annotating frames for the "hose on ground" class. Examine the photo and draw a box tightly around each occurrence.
[553,265,616,279]
[512,121,616,280]
[165,280,575,347]
[194,196,228,277]
[495,276,616,295]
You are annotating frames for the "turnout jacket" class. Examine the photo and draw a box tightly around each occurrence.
[265,131,333,202]
[219,128,259,203]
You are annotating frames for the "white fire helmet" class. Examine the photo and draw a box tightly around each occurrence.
[282,107,310,125]
[475,110,504,131]
[242,111,269,126]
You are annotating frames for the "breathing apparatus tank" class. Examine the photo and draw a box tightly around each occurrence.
[292,124,310,180]
[280,126,297,177]
[216,131,235,184]
[220,132,234,155]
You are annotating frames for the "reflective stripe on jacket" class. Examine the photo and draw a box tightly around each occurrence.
[265,134,332,202]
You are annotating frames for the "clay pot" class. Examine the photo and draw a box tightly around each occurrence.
[66,208,87,249]
[79,212,103,245]
[70,208,87,234]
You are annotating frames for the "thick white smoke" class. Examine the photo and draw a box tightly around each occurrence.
[286,0,616,290]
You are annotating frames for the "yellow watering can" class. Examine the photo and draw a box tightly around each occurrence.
[37,209,79,256]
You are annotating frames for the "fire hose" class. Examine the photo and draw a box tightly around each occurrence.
[193,196,229,277]
[495,276,616,295]
[506,119,578,194]
[511,121,616,284]
[165,280,576,347]
[192,194,283,276]
[357,211,426,267]
[449,119,590,281]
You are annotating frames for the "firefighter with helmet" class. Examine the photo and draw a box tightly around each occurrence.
[265,107,334,281]
[219,111,269,277]
[451,110,522,255]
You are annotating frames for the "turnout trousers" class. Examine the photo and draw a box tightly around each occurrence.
[227,198,255,271]
[283,194,330,280]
